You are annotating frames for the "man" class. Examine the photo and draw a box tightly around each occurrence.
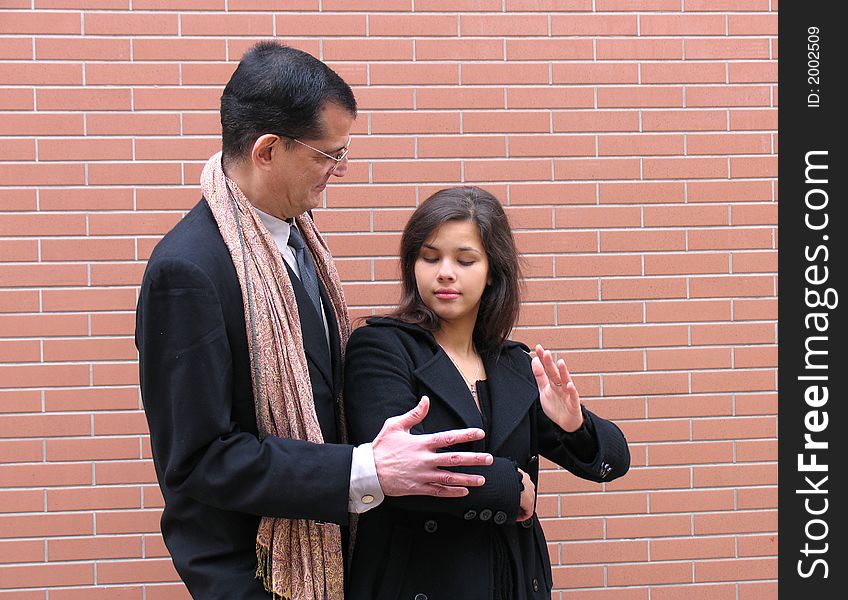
[136,42,493,600]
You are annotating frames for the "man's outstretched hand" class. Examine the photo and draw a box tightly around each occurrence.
[371,396,493,497]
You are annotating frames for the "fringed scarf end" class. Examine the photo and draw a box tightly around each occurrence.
[256,543,291,600]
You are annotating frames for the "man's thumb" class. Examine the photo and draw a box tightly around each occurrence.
[397,395,429,430]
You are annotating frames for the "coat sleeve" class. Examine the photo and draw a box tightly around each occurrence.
[344,325,522,521]
[136,255,353,524]
[537,405,630,483]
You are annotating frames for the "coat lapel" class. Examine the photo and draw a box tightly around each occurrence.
[413,349,485,430]
[483,351,538,455]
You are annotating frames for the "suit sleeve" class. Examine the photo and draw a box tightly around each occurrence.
[136,255,353,524]
[344,325,522,521]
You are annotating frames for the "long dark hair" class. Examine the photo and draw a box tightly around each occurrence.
[390,186,522,352]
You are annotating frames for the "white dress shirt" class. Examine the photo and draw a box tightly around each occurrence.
[254,207,384,514]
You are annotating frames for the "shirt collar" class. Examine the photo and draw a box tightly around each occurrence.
[254,206,292,255]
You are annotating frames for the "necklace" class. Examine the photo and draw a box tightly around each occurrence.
[442,347,482,399]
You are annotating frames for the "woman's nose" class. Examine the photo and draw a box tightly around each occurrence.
[437,262,456,280]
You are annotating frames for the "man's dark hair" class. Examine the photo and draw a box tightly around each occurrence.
[220,41,357,165]
[390,186,523,352]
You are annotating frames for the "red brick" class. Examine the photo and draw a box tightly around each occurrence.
[47,486,141,512]
[0,362,90,389]
[0,37,32,60]
[561,492,647,517]
[324,38,413,62]
[737,486,777,510]
[602,277,687,300]
[133,88,221,112]
[551,565,605,589]
[731,203,777,226]
[692,415,775,440]
[734,345,777,369]
[95,509,161,534]
[604,372,689,396]
[460,14,547,36]
[689,180,772,203]
[642,109,727,132]
[92,362,139,386]
[36,37,130,60]
[370,112,459,135]
[45,387,140,412]
[557,158,641,181]
[555,110,640,133]
[686,37,770,60]
[608,561,693,586]
[617,420,691,444]
[0,138,35,161]
[86,62,181,86]
[276,13,366,35]
[181,13,273,36]
[0,87,34,110]
[90,312,138,335]
[349,87,414,110]
[132,37,227,61]
[0,538,43,563]
[468,112,552,135]
[508,87,593,110]
[692,321,774,345]
[551,14,638,36]
[0,562,93,588]
[649,347,732,371]
[507,38,592,61]
[645,156,728,179]
[554,63,638,85]
[85,12,178,35]
[39,188,134,211]
[0,11,81,34]
[0,512,93,538]
[739,582,777,600]
[730,108,777,131]
[598,38,682,60]
[731,155,777,178]
[0,339,40,363]
[86,113,181,136]
[688,227,773,250]
[728,14,777,35]
[556,255,642,278]
[93,413,150,436]
[643,62,727,84]
[696,557,776,583]
[652,584,737,600]
[599,133,683,156]
[48,535,143,561]
[513,324,598,349]
[648,489,735,514]
[38,138,133,162]
[371,161,460,184]
[463,63,550,85]
[465,159,552,182]
[729,62,778,84]
[641,14,726,35]
[370,63,458,86]
[645,204,732,227]
[561,539,648,566]
[606,513,692,538]
[648,393,733,418]
[737,533,778,559]
[688,85,771,108]
[600,181,685,204]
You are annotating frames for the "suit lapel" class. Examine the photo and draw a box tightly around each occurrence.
[482,352,538,454]
[413,349,484,430]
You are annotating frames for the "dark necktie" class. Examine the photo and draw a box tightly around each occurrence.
[287,224,323,319]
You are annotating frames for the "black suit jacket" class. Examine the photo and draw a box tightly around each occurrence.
[136,199,352,599]
[344,318,630,600]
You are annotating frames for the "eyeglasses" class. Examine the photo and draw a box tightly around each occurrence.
[287,136,351,173]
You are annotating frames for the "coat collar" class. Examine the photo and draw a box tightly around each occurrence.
[377,318,538,454]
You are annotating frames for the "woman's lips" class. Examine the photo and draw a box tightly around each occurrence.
[434,290,460,300]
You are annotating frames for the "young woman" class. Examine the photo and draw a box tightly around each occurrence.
[344,186,630,600]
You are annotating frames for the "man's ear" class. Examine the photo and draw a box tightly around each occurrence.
[251,134,279,170]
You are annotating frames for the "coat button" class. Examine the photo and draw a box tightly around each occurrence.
[424,519,438,533]
[463,509,477,520]
[521,516,534,528]
[532,578,539,592]
[414,595,428,600]
[493,511,507,525]
[479,508,492,521]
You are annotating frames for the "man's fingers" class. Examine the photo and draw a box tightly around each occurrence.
[426,427,486,449]
[421,484,470,498]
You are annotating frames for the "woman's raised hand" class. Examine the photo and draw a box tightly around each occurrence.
[530,344,584,433]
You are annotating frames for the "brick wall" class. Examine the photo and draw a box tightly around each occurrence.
[0,2,777,598]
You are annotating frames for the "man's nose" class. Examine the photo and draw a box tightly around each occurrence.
[331,156,349,177]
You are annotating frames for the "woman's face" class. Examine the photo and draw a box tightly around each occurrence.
[414,220,491,328]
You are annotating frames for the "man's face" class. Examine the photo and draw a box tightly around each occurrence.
[266,102,354,219]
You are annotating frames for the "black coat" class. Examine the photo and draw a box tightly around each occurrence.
[135,199,352,599]
[344,318,630,600]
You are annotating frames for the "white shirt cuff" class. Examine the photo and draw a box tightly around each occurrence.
[349,442,385,514]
